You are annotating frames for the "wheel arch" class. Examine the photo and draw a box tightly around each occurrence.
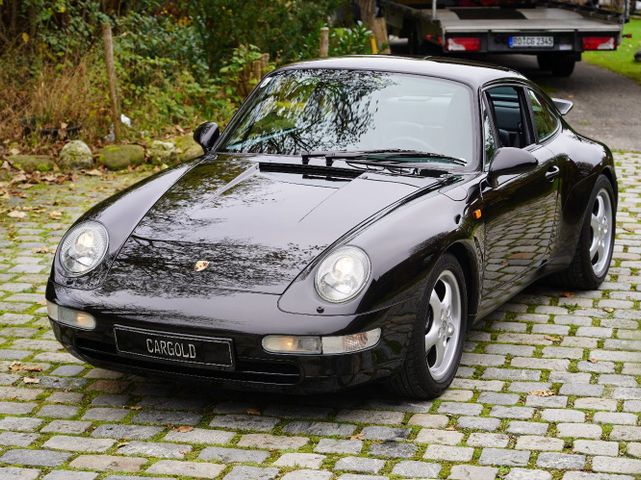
[601,165,618,205]
[444,241,481,328]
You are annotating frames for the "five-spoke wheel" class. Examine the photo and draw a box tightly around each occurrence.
[589,188,614,278]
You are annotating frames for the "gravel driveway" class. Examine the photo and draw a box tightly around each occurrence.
[0,152,640,479]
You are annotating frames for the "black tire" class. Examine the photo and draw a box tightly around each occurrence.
[386,253,468,399]
[550,53,576,77]
[537,53,553,71]
[549,175,616,290]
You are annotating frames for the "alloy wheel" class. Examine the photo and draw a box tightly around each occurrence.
[589,188,614,277]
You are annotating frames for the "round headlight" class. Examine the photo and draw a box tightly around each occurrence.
[59,221,109,276]
[315,246,371,303]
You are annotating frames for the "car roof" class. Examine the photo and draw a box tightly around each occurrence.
[278,55,526,89]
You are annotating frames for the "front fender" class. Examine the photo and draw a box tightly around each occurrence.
[51,159,202,290]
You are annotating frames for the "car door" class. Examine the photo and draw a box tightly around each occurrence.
[479,84,561,311]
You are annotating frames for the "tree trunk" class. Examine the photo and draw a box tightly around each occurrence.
[357,0,390,54]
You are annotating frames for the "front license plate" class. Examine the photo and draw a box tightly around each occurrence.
[509,36,554,48]
[114,326,234,369]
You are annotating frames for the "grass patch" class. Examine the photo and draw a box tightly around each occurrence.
[584,18,641,85]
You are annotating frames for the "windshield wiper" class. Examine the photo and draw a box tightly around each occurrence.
[301,149,467,166]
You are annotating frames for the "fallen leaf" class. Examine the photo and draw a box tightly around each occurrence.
[128,405,142,410]
[48,211,62,219]
[560,291,574,298]
[116,442,129,448]
[194,260,210,272]
[22,377,40,384]
[9,147,20,155]
[9,362,43,373]
[33,246,52,254]
[544,335,562,343]
[603,307,615,313]
[530,389,555,397]
[350,433,364,440]
[85,169,103,176]
[246,408,261,416]
[7,210,26,219]
[173,425,194,433]
[588,358,598,363]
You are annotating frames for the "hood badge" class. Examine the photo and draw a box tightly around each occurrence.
[194,260,210,272]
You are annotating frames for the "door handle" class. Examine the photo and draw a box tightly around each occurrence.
[545,165,560,181]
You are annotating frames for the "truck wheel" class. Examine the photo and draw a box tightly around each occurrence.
[537,54,553,71]
[550,53,576,77]
[386,253,467,399]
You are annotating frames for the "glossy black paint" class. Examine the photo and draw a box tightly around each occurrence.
[46,56,617,393]
[193,121,220,153]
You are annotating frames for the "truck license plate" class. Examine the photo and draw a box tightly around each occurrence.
[509,36,554,48]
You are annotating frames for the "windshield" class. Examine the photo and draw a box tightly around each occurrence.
[218,69,475,165]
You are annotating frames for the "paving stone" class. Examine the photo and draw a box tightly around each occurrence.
[0,416,42,431]
[117,441,191,458]
[541,408,585,423]
[361,426,410,441]
[237,433,308,450]
[573,440,619,456]
[163,427,235,444]
[407,414,449,428]
[592,456,641,475]
[479,448,530,466]
[368,441,417,458]
[223,466,279,480]
[132,409,201,425]
[537,452,586,470]
[335,409,404,425]
[0,449,71,467]
[457,416,501,431]
[146,460,225,478]
[467,432,509,448]
[516,435,564,451]
[424,444,474,462]
[315,438,362,454]
[0,467,41,480]
[490,405,534,419]
[556,423,602,438]
[283,421,356,437]
[69,455,147,472]
[335,456,385,473]
[274,453,325,469]
[505,469,552,480]
[593,411,637,425]
[199,446,270,463]
[449,465,498,480]
[37,404,79,418]
[281,470,332,480]
[209,414,278,432]
[416,428,463,445]
[43,472,98,480]
[82,407,128,421]
[91,424,163,440]
[391,460,441,478]
[0,431,39,446]
[44,435,115,452]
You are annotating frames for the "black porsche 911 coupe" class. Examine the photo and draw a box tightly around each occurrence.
[46,56,617,399]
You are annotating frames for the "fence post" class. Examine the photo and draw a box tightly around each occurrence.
[319,27,329,58]
[102,22,121,142]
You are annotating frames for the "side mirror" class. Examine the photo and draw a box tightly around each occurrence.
[552,97,573,116]
[193,122,220,153]
[488,147,538,186]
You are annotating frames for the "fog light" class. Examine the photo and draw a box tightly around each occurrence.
[262,335,322,354]
[262,328,381,355]
[47,301,96,330]
[322,328,381,354]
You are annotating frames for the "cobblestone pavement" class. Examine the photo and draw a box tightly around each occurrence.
[0,152,640,480]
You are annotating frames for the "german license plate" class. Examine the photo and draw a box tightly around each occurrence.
[114,326,234,369]
[509,36,554,48]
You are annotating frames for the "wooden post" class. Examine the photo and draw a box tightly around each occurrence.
[357,0,390,54]
[102,22,121,142]
[260,53,270,76]
[251,59,262,83]
[319,27,329,58]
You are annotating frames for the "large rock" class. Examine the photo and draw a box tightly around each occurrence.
[98,144,145,171]
[174,134,203,162]
[148,140,177,165]
[58,140,93,169]
[8,154,55,173]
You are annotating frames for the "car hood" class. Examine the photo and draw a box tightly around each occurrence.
[107,154,446,294]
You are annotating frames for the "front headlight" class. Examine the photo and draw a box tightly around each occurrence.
[59,221,109,276]
[314,246,371,303]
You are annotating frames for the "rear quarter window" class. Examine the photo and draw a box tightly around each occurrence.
[528,89,559,142]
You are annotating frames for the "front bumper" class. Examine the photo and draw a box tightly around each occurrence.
[47,281,418,394]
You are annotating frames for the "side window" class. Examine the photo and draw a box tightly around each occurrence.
[483,103,497,169]
[486,86,529,149]
[528,89,559,142]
